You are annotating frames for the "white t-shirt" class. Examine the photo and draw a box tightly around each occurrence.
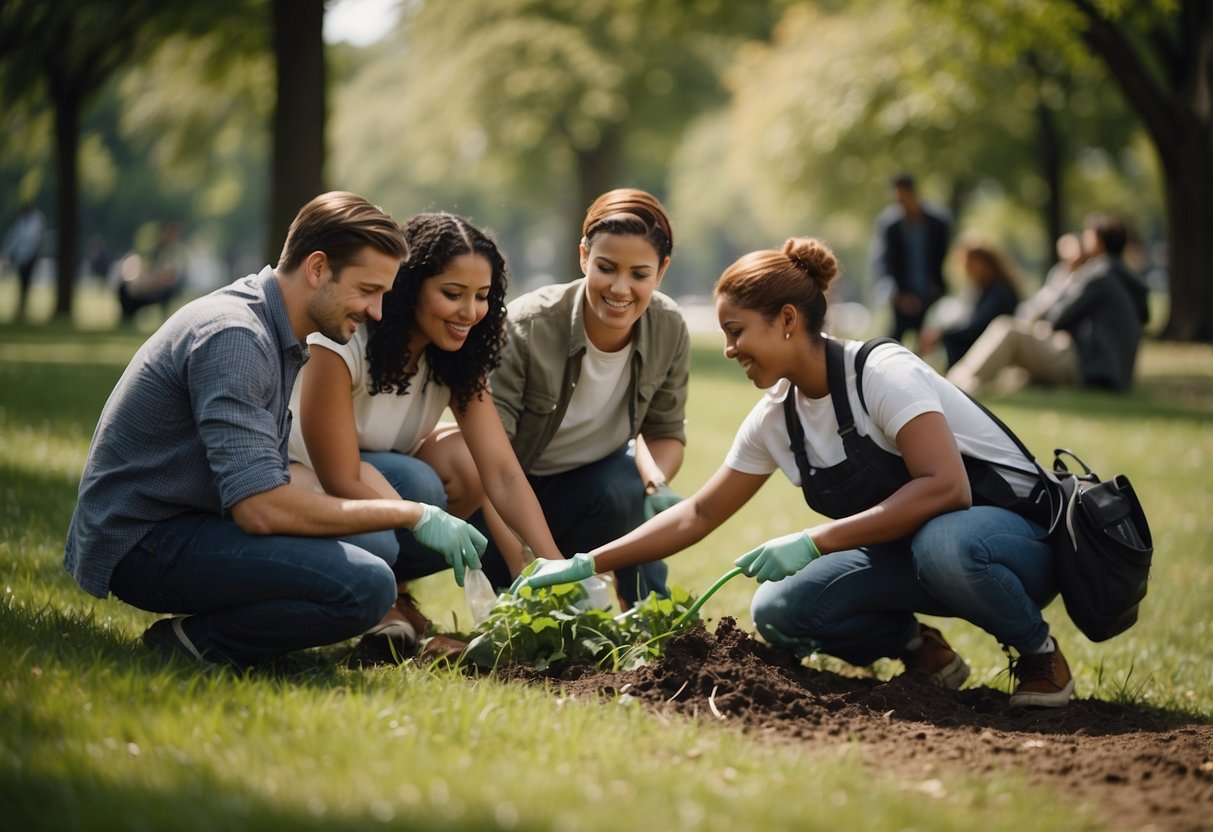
[288,324,451,467]
[530,339,634,476]
[725,339,1040,497]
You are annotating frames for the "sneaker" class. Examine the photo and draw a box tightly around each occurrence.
[142,615,209,664]
[1010,640,1074,708]
[902,624,971,689]
[358,592,431,659]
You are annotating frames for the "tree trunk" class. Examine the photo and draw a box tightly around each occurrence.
[52,86,81,320]
[1036,96,1065,282]
[1157,128,1213,341]
[568,127,623,279]
[268,0,326,265]
[1071,0,1213,342]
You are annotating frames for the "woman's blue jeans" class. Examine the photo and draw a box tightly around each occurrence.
[110,511,397,667]
[473,446,670,605]
[359,450,451,581]
[750,506,1056,664]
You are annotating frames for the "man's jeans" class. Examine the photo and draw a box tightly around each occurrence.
[750,506,1056,663]
[110,511,397,666]
[474,446,669,606]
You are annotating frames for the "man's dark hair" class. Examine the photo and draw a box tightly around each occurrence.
[277,191,406,276]
[1084,212,1128,257]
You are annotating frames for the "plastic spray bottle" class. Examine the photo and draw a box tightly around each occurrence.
[464,568,497,627]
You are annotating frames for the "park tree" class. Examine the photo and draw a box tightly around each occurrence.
[695,1,1142,295]
[1069,0,1213,340]
[0,0,327,318]
[931,0,1212,340]
[268,0,325,265]
[354,0,781,277]
[0,1,161,318]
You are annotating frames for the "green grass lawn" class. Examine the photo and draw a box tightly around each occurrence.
[2,314,1210,831]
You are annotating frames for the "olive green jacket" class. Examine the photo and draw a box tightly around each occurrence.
[491,278,690,472]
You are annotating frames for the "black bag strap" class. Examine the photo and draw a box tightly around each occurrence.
[853,337,899,416]
[852,337,1062,532]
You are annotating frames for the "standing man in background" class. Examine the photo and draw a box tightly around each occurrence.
[3,200,46,321]
[870,174,952,346]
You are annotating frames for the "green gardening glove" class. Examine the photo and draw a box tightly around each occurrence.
[734,530,821,583]
[643,483,683,521]
[412,504,487,587]
[509,553,596,594]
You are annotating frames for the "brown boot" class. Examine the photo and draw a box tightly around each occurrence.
[358,592,431,659]
[902,624,971,689]
[1010,639,1074,708]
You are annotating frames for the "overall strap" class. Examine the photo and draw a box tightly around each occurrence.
[782,389,813,495]
[824,338,857,439]
[783,338,856,494]
[784,338,868,483]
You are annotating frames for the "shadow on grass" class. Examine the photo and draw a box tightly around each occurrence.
[0,588,420,691]
[0,360,129,429]
[1,760,504,832]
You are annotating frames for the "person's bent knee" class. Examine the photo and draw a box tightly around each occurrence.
[330,551,397,633]
[911,513,991,596]
[752,589,820,657]
[363,451,446,508]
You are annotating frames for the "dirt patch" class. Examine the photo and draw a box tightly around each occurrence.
[494,618,1213,831]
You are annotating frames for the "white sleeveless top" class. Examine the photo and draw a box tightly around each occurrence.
[288,324,451,467]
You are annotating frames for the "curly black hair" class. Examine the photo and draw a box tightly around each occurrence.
[364,212,508,414]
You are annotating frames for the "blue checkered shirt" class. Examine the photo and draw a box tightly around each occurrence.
[64,267,308,597]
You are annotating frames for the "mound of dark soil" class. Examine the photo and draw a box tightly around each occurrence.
[494,618,1213,831]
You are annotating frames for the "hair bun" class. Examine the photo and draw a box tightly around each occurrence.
[782,237,838,291]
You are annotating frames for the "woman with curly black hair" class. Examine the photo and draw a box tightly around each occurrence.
[288,212,561,654]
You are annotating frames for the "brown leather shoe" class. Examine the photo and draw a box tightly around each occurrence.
[358,592,432,659]
[420,634,469,662]
[1010,639,1074,708]
[902,624,971,689]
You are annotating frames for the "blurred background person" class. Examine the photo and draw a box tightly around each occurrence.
[948,212,1149,395]
[117,219,186,324]
[919,233,1021,369]
[3,200,46,322]
[1016,231,1088,323]
[870,174,953,348]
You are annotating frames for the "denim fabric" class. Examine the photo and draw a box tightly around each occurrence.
[359,450,450,581]
[750,506,1055,664]
[474,446,669,605]
[109,511,396,666]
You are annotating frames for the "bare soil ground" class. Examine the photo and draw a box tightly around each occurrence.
[495,618,1213,832]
